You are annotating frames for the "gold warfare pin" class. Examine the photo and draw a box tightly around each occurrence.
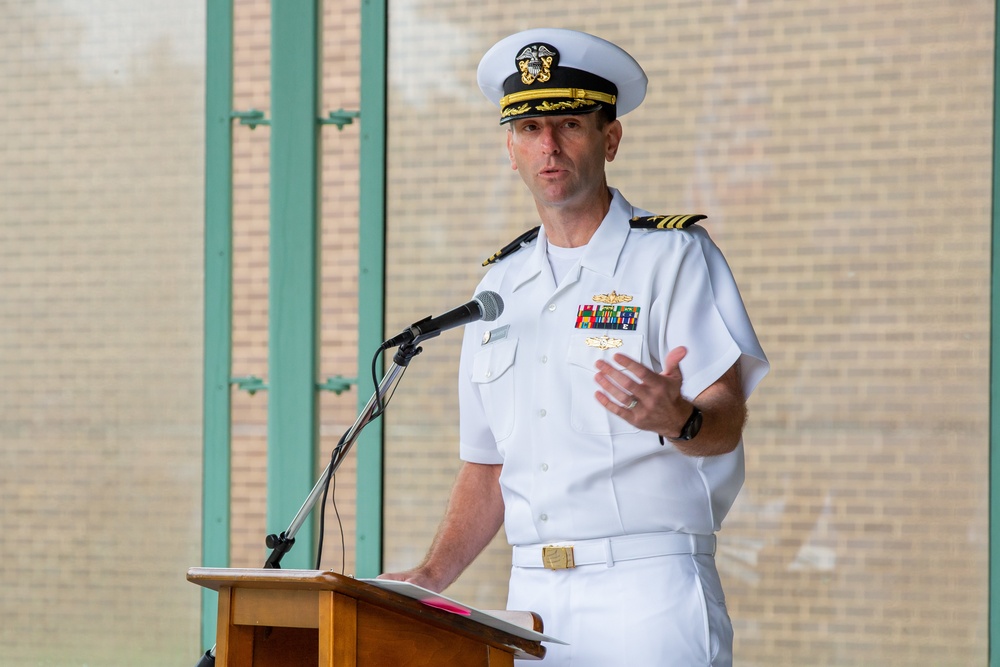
[585,335,623,350]
[592,290,633,305]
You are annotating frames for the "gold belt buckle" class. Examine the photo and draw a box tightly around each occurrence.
[542,545,575,570]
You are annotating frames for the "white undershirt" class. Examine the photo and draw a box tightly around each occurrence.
[546,242,587,285]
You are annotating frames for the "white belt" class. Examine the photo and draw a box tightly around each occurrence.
[512,532,716,570]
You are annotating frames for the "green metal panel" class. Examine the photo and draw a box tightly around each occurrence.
[268,1,321,569]
[201,0,234,650]
[355,0,388,578]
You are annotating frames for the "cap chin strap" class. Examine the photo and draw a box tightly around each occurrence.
[499,87,616,108]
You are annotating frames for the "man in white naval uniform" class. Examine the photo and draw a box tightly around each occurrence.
[380,28,769,666]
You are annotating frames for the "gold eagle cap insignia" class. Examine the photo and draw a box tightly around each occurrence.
[585,335,624,350]
[516,44,557,85]
[592,290,633,305]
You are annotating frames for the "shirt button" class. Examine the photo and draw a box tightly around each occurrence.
[540,463,549,472]
[547,303,557,312]
[539,409,547,418]
[541,355,548,363]
[539,514,548,522]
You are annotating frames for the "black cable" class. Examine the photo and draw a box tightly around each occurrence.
[314,346,407,570]
[331,474,345,572]
[314,432,344,570]
[371,344,388,418]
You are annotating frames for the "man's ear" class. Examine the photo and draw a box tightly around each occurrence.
[605,119,623,162]
[506,129,517,171]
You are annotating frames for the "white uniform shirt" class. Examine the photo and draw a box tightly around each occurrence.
[458,189,769,546]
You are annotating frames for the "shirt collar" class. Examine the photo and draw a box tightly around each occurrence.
[580,188,632,278]
[512,188,634,290]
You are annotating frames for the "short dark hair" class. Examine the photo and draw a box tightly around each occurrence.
[594,105,616,128]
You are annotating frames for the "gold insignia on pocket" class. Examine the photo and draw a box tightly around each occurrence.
[585,335,623,350]
[592,290,633,305]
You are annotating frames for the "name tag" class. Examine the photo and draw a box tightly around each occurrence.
[482,324,510,345]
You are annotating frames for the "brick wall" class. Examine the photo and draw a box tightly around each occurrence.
[0,1,990,664]
[0,3,205,664]
[381,2,993,665]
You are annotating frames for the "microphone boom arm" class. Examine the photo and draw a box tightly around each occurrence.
[263,340,424,569]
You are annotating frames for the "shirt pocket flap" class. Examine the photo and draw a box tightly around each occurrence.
[472,338,518,384]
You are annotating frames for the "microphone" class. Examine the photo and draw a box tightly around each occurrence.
[382,290,504,349]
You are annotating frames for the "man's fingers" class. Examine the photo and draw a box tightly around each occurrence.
[609,353,655,381]
[594,390,639,420]
[595,359,638,391]
[664,346,687,378]
[594,368,635,407]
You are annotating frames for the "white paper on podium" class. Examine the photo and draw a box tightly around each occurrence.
[359,579,567,645]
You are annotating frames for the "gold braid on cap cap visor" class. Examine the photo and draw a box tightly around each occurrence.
[499,87,617,109]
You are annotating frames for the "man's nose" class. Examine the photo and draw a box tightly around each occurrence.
[539,125,561,153]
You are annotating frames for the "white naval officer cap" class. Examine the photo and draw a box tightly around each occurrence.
[477,28,648,125]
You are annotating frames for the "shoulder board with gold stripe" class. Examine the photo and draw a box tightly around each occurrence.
[629,214,706,230]
[482,226,540,266]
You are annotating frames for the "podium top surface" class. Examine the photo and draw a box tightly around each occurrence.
[188,567,374,592]
[188,567,547,660]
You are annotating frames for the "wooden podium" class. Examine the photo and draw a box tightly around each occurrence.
[188,568,546,666]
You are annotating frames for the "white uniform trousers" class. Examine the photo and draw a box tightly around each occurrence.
[508,552,733,667]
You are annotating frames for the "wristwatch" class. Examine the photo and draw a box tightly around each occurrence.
[672,406,703,441]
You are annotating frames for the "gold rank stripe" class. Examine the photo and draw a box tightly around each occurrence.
[482,226,540,266]
[500,87,617,108]
[654,214,697,229]
[629,214,707,230]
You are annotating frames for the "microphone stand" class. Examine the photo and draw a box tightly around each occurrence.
[262,339,423,568]
[196,340,424,666]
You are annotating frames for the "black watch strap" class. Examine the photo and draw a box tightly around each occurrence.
[673,406,703,441]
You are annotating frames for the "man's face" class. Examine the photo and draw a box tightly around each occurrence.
[506,112,623,210]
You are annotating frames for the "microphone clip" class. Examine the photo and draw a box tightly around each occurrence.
[391,339,424,367]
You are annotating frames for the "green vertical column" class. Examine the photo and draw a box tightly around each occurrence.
[202,0,234,650]
[268,1,321,569]
[355,0,388,579]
